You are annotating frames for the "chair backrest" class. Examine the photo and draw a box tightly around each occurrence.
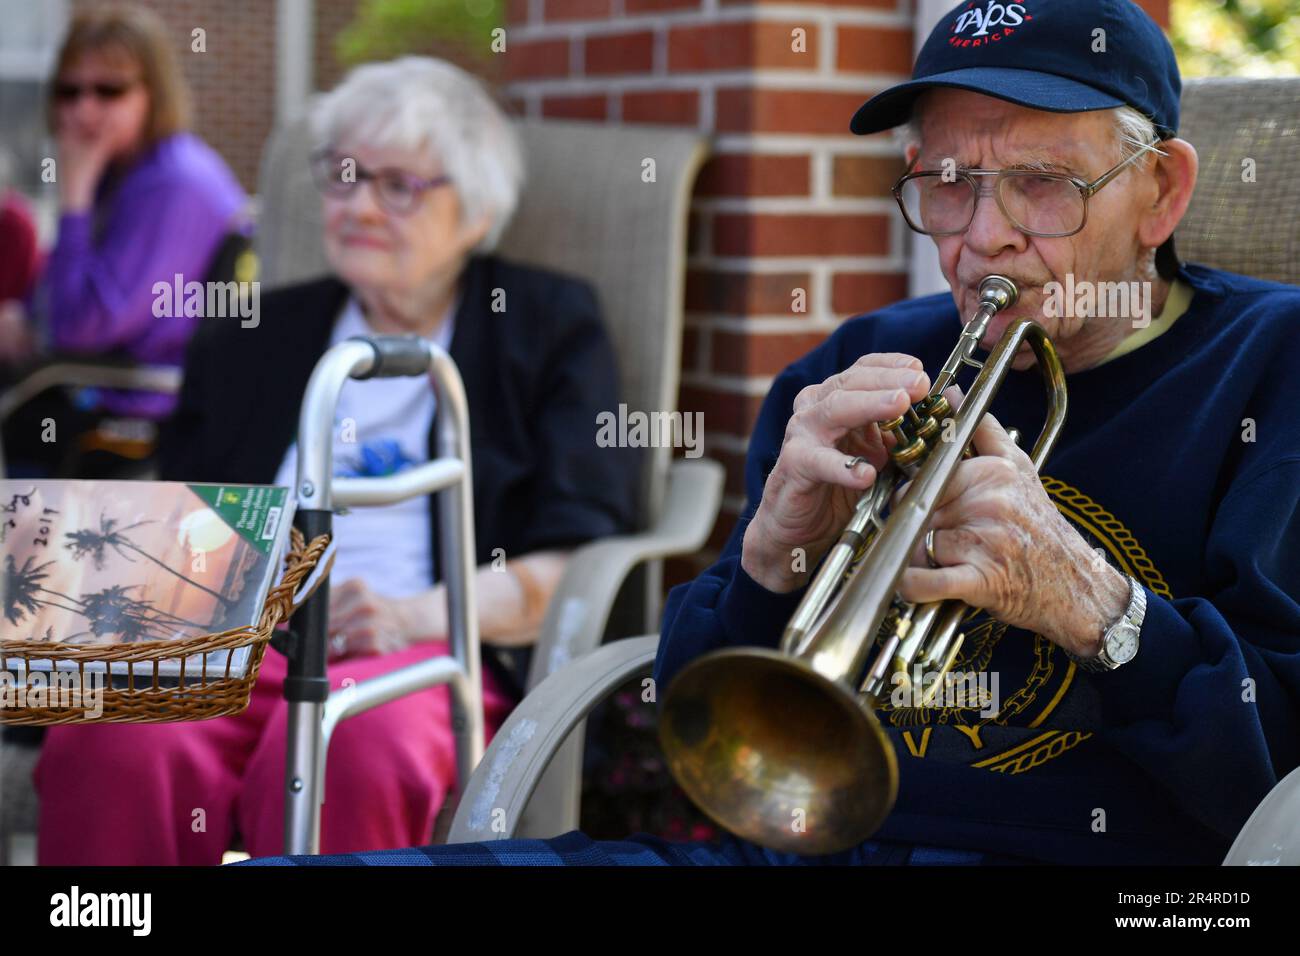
[253,97,330,290]
[254,113,710,531]
[1176,77,1300,286]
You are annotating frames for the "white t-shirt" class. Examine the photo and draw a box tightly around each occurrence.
[273,297,456,599]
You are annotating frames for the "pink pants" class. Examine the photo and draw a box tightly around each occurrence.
[34,641,515,865]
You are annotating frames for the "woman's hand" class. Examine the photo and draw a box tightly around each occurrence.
[56,125,116,212]
[325,551,572,660]
[327,577,426,660]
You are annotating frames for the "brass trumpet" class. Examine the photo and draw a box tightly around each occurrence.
[659,275,1068,855]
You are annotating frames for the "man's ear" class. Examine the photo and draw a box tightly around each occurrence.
[905,143,920,167]
[1139,137,1197,249]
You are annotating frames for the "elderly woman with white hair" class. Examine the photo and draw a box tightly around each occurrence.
[34,56,639,865]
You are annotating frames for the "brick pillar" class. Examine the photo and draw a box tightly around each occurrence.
[1133,0,1171,28]
[500,0,917,584]
[500,0,1172,586]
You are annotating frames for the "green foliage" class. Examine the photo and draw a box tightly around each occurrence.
[335,0,504,67]
[1171,0,1300,77]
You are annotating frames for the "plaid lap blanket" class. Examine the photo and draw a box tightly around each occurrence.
[236,831,1036,866]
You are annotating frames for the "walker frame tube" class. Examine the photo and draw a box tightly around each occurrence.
[283,336,482,856]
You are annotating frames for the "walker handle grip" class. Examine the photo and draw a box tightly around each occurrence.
[350,335,432,379]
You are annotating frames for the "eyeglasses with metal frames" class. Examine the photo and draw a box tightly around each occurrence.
[892,139,1170,238]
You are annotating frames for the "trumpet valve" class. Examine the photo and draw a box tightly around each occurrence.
[880,413,907,443]
[919,394,953,422]
[890,436,927,470]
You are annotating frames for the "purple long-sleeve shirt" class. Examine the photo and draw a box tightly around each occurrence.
[37,131,247,418]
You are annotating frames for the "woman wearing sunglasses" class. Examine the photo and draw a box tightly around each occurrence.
[8,5,246,473]
[34,55,639,865]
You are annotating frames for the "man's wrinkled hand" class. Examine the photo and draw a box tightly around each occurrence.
[898,393,1129,654]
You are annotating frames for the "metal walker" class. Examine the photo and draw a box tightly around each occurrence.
[279,333,483,855]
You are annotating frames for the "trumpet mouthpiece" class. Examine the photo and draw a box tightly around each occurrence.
[978,275,1019,311]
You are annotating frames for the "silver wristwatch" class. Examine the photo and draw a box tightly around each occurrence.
[1068,574,1145,673]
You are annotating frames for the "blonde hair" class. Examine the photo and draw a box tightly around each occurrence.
[48,5,191,146]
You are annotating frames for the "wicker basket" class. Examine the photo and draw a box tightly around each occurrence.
[0,528,331,725]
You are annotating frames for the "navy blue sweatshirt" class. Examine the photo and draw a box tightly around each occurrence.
[657,262,1300,865]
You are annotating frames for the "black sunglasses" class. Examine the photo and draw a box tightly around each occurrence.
[53,80,137,102]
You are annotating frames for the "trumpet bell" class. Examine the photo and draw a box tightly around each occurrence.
[659,647,899,856]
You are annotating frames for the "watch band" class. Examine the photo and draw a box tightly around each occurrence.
[1069,574,1145,672]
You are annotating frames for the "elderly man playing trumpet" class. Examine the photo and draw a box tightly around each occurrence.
[654,0,1300,866]
[245,0,1300,867]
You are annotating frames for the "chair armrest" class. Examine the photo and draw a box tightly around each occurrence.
[448,634,659,843]
[1222,763,1300,865]
[530,457,723,681]
[0,361,182,424]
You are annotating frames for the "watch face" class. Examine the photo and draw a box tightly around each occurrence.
[1106,623,1140,664]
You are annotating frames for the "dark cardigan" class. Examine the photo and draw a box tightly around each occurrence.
[158,252,641,695]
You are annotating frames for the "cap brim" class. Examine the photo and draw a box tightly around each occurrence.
[850,67,1126,135]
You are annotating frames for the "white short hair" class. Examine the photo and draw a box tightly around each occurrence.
[312,56,525,253]
[896,92,1160,168]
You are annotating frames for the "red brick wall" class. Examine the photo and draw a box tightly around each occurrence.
[1134,0,1171,26]
[55,0,1168,242]
[500,0,914,584]
[496,0,1172,587]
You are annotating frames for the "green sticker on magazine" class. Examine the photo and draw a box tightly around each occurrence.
[187,484,289,556]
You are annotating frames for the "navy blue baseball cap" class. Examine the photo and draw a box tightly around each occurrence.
[850,0,1181,139]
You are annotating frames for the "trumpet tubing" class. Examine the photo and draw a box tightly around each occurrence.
[660,275,1068,855]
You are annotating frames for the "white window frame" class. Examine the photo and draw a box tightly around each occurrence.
[909,0,952,300]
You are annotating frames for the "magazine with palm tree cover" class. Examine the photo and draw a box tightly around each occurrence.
[1,480,295,681]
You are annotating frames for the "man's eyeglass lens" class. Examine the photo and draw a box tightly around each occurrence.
[897,172,1087,237]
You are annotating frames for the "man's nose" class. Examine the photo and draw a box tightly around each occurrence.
[963,181,1027,257]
